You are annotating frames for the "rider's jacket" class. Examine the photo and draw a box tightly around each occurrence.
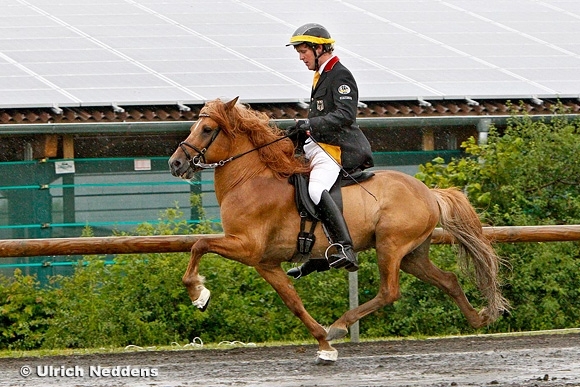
[303,56,374,172]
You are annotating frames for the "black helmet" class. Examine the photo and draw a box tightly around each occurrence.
[286,23,335,47]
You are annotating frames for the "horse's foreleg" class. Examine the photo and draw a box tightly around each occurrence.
[182,238,213,310]
[400,238,488,328]
[182,236,246,311]
[255,265,337,364]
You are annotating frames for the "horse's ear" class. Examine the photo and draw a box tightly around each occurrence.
[224,96,239,111]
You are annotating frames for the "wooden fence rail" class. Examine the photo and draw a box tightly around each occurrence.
[1,225,579,258]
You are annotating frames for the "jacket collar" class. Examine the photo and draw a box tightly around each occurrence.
[322,56,340,72]
[312,56,340,93]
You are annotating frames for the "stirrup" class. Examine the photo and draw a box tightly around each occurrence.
[325,244,358,272]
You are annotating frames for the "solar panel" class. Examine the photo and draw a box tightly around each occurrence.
[0,0,578,108]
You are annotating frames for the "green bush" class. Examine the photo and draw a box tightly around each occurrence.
[0,269,53,350]
[495,242,580,332]
[42,207,207,348]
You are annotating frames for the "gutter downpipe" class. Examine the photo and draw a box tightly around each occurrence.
[477,118,491,145]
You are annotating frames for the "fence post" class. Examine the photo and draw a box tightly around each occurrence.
[349,271,360,343]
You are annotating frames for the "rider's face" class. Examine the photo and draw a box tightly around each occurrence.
[295,44,319,71]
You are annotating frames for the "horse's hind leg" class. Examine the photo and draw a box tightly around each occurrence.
[255,264,337,363]
[400,238,488,328]
[326,244,405,341]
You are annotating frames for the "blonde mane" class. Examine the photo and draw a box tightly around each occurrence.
[201,99,310,179]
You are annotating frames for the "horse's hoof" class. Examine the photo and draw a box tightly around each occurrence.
[326,326,348,341]
[316,349,338,365]
[474,308,493,327]
[192,287,211,312]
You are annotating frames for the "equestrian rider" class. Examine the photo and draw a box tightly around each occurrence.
[285,23,374,279]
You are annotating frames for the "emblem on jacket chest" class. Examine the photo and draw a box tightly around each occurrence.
[316,100,324,111]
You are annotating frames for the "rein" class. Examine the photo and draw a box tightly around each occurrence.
[179,113,291,170]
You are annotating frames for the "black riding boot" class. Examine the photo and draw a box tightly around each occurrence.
[286,190,358,279]
[317,190,359,272]
[286,258,330,279]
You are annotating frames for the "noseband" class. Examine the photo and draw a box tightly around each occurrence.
[179,113,290,170]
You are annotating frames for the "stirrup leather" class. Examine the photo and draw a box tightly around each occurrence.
[297,215,317,255]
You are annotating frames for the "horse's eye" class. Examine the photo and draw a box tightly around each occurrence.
[202,125,214,134]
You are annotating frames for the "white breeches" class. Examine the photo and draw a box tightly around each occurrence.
[303,139,341,205]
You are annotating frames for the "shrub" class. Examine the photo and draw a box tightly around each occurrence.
[0,269,53,350]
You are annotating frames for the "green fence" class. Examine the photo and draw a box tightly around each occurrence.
[0,157,219,239]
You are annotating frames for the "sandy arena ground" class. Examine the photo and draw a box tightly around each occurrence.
[1,330,579,387]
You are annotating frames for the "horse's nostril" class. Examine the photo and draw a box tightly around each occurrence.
[172,159,182,168]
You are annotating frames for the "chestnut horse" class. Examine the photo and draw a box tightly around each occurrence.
[169,97,509,363]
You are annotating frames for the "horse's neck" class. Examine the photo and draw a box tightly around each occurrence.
[213,152,271,204]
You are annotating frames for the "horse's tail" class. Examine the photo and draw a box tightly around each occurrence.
[432,188,510,323]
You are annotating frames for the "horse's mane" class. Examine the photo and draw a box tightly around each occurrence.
[201,99,310,179]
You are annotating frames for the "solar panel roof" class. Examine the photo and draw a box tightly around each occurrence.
[1,0,579,108]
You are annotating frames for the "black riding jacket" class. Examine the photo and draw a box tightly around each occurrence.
[306,56,374,172]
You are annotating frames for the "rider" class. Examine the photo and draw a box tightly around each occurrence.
[285,23,374,279]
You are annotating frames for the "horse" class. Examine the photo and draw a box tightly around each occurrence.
[168,97,509,363]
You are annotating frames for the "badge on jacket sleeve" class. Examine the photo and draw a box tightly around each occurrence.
[338,85,351,94]
[317,100,324,111]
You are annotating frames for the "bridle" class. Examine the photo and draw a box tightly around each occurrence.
[178,113,290,170]
[178,113,223,169]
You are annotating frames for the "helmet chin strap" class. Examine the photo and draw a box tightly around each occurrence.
[310,44,323,72]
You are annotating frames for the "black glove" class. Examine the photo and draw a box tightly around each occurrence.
[286,119,310,140]
[295,119,310,134]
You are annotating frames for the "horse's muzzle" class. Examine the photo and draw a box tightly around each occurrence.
[169,155,197,179]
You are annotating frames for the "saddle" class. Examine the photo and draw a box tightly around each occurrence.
[288,170,374,261]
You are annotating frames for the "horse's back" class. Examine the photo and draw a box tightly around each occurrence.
[343,169,440,251]
[345,169,437,209]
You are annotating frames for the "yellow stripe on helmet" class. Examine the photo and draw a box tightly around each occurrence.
[289,35,335,45]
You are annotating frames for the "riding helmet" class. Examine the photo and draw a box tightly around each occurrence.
[286,23,335,47]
